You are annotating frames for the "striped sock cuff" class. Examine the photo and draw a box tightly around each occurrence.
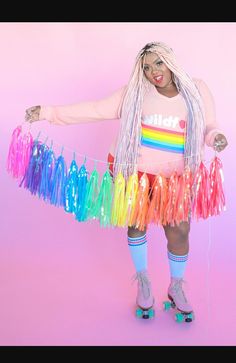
[128,234,147,247]
[168,251,188,262]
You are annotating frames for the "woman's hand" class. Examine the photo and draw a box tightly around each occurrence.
[25,105,41,123]
[213,133,228,152]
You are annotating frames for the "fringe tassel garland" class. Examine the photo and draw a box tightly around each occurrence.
[7,126,226,228]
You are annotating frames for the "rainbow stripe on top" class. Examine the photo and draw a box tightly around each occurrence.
[141,124,185,154]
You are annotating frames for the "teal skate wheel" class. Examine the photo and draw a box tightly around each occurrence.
[185,312,194,322]
[163,301,171,311]
[148,309,155,318]
[175,312,184,323]
[136,308,143,318]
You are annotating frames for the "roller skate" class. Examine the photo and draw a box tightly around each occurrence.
[163,277,194,323]
[134,270,155,319]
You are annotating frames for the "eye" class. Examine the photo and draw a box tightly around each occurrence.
[156,60,163,66]
[144,65,149,71]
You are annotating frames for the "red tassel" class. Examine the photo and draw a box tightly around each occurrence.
[146,174,168,226]
[208,156,226,216]
[192,162,210,220]
[174,166,193,225]
[131,173,150,231]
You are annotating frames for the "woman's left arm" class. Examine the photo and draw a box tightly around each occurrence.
[195,79,228,152]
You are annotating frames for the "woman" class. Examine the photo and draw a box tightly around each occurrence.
[25,42,228,321]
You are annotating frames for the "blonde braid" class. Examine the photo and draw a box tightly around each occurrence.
[113,41,205,180]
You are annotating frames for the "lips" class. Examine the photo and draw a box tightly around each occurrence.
[154,75,163,83]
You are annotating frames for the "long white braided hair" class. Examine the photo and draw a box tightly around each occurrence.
[113,41,205,181]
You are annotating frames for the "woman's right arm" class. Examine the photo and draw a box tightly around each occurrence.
[25,86,126,125]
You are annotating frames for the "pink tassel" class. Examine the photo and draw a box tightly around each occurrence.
[7,126,33,179]
[7,126,21,178]
[208,156,226,216]
[192,161,210,220]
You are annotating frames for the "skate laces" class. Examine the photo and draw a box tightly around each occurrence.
[132,271,151,299]
[171,279,188,303]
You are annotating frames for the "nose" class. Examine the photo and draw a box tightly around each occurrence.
[152,65,159,74]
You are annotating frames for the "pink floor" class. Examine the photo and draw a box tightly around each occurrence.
[0,206,235,346]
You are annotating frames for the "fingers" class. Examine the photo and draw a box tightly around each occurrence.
[25,106,40,123]
[213,133,228,153]
[213,139,227,152]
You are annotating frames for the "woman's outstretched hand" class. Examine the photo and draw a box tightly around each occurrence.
[25,105,41,123]
[213,133,228,152]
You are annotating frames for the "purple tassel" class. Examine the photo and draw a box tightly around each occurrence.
[20,141,45,196]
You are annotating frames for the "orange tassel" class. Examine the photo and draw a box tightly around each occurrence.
[164,171,179,226]
[146,174,168,226]
[131,173,150,231]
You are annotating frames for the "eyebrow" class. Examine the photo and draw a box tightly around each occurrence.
[143,57,161,66]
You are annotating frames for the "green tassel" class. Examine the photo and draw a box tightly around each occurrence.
[83,167,100,221]
[93,170,113,227]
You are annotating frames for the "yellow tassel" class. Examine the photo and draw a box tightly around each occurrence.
[111,171,126,226]
[121,172,139,227]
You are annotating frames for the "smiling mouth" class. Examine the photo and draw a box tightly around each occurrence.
[154,75,163,83]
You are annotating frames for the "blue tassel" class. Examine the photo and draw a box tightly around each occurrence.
[75,164,88,222]
[50,155,67,207]
[39,148,56,202]
[64,159,79,213]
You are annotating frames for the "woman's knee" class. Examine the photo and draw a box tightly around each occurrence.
[128,225,147,238]
[163,221,190,241]
[178,222,190,237]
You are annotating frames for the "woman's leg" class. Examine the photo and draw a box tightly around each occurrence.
[163,221,193,312]
[127,226,147,272]
[163,221,190,278]
[127,226,154,311]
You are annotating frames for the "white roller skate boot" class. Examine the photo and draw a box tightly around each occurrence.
[134,270,155,319]
[163,277,194,323]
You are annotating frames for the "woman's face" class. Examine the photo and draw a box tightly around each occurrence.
[143,52,172,88]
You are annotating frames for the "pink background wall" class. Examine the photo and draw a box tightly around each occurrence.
[0,23,235,346]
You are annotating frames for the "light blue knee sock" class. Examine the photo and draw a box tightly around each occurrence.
[128,234,147,272]
[167,250,188,279]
